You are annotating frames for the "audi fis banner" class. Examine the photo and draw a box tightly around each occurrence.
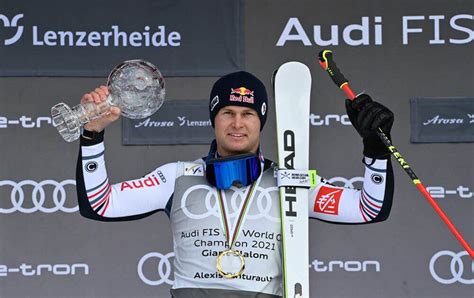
[122,100,214,145]
[410,98,474,143]
[275,14,473,47]
[0,0,244,76]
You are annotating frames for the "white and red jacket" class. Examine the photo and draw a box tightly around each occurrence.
[76,138,393,297]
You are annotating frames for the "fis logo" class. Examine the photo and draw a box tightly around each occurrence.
[184,163,204,176]
[0,14,24,45]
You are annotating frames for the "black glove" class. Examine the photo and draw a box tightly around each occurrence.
[345,94,394,159]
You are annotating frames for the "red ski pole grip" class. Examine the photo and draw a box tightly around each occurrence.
[318,50,349,88]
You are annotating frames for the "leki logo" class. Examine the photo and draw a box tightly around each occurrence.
[0,14,24,45]
[314,186,343,215]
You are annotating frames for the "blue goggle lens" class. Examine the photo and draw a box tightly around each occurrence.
[206,154,261,190]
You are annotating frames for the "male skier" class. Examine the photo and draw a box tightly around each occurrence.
[76,71,394,297]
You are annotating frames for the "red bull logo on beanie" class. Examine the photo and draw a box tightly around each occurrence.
[230,86,255,104]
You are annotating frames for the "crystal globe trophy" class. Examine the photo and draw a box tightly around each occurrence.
[51,59,165,142]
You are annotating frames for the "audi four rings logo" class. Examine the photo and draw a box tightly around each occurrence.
[0,180,77,214]
[327,176,364,188]
[181,184,280,222]
[138,252,175,286]
[429,250,473,285]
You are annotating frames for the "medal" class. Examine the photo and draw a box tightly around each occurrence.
[216,249,245,279]
[215,177,261,278]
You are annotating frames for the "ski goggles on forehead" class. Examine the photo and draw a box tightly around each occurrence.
[205,153,261,190]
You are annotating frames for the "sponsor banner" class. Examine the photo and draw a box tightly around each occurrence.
[310,258,380,272]
[0,0,243,77]
[275,13,473,47]
[122,100,213,145]
[309,114,351,126]
[0,115,52,128]
[137,251,382,287]
[0,262,89,277]
[410,98,474,143]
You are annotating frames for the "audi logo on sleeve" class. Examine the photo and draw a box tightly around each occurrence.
[429,250,473,285]
[138,252,175,286]
[0,179,77,214]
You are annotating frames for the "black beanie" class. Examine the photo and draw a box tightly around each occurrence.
[209,71,268,130]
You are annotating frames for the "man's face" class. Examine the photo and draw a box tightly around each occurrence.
[214,106,261,157]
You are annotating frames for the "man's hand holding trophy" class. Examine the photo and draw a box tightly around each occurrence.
[51,59,165,142]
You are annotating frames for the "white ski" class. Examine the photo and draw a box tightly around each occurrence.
[274,62,312,298]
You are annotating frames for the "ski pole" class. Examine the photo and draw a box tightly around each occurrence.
[317,49,474,259]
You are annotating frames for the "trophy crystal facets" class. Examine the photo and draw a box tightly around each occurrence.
[51,59,165,142]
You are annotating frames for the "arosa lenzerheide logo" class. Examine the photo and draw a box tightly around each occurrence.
[0,13,181,48]
[0,14,24,45]
[423,114,474,126]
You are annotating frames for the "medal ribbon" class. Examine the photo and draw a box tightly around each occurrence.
[216,176,261,250]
